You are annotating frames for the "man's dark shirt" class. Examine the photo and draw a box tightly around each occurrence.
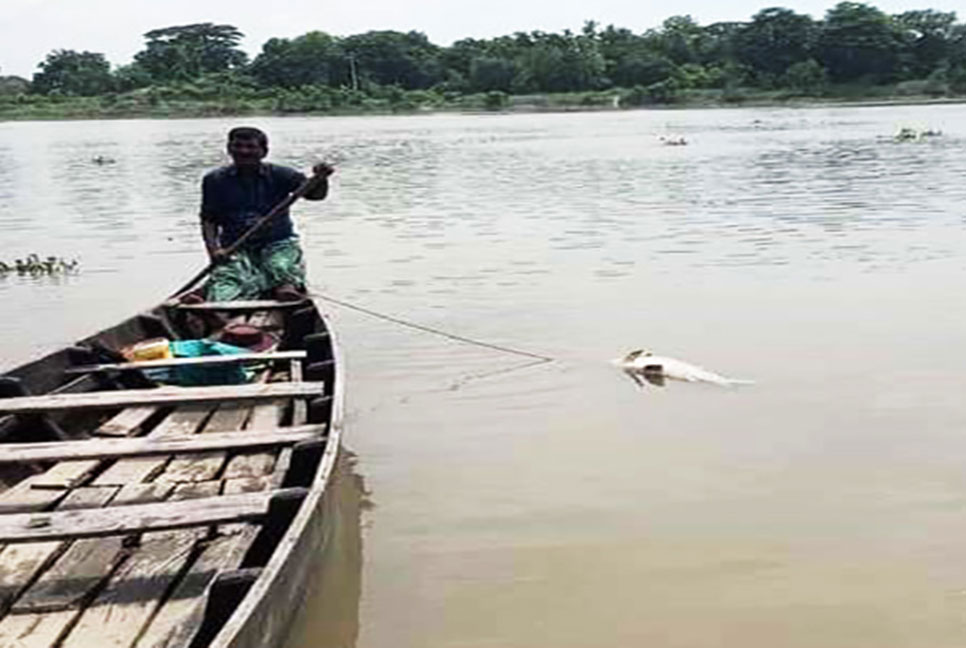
[200,163,306,249]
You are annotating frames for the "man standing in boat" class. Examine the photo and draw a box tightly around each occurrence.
[199,126,333,302]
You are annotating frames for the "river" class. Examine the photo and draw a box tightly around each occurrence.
[2,105,966,647]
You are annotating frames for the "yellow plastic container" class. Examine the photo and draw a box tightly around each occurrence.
[124,338,172,362]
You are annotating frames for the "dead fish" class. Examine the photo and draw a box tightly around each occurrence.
[613,349,753,388]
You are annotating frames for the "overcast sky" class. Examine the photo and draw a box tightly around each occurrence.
[1,0,962,78]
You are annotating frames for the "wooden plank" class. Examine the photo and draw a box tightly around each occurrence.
[132,534,248,648]
[222,477,272,496]
[170,481,223,502]
[1,488,119,614]
[222,452,276,481]
[157,402,251,484]
[0,488,305,543]
[221,368,287,481]
[204,405,252,434]
[290,358,308,435]
[0,427,324,464]
[112,483,175,507]
[0,540,62,612]
[0,382,325,415]
[158,366,277,485]
[13,536,124,613]
[90,455,169,488]
[91,406,212,487]
[0,475,68,514]
[27,406,163,489]
[172,300,307,311]
[65,351,306,375]
[246,401,284,431]
[222,367,288,476]
[0,609,77,648]
[28,460,100,490]
[106,482,225,647]
[60,530,199,648]
[93,406,160,438]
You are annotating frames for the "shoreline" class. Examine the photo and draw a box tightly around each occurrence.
[1,93,963,123]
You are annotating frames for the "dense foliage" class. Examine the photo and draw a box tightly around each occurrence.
[3,4,966,116]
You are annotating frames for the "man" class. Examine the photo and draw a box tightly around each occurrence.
[199,126,333,302]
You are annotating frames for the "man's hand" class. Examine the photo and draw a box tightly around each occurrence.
[312,162,335,178]
[208,248,230,264]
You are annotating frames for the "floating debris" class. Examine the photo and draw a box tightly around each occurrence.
[0,254,79,277]
[894,127,942,142]
[660,136,688,146]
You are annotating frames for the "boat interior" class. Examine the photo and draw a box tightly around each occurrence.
[0,299,337,647]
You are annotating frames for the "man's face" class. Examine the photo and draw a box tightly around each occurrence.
[228,136,266,167]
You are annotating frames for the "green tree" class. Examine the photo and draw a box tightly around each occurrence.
[655,16,704,64]
[469,56,518,91]
[0,73,29,96]
[783,59,828,93]
[250,32,343,88]
[894,10,958,77]
[341,31,443,89]
[32,49,114,95]
[735,8,817,77]
[134,23,247,82]
[519,30,605,92]
[112,63,154,91]
[816,2,903,82]
[596,25,675,88]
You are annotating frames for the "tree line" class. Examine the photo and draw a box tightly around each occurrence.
[5,3,966,110]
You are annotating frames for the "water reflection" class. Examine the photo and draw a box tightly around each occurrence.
[284,451,368,648]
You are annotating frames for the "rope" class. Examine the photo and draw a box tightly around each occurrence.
[308,289,556,364]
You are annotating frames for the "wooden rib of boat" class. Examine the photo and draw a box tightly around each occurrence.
[0,293,344,648]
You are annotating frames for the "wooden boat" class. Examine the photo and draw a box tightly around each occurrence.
[0,296,344,648]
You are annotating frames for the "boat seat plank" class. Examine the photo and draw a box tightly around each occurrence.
[0,427,324,464]
[0,488,306,544]
[172,300,307,311]
[65,351,307,375]
[0,383,325,415]
[59,530,200,648]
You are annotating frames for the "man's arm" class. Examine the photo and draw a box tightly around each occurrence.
[200,219,226,261]
[199,174,227,261]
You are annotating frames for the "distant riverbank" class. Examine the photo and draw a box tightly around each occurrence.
[1,85,963,121]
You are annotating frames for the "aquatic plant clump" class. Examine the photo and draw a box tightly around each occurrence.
[0,254,80,277]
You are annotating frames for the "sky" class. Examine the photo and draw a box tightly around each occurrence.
[1,0,963,78]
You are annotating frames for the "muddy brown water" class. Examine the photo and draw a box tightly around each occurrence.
[2,105,966,647]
